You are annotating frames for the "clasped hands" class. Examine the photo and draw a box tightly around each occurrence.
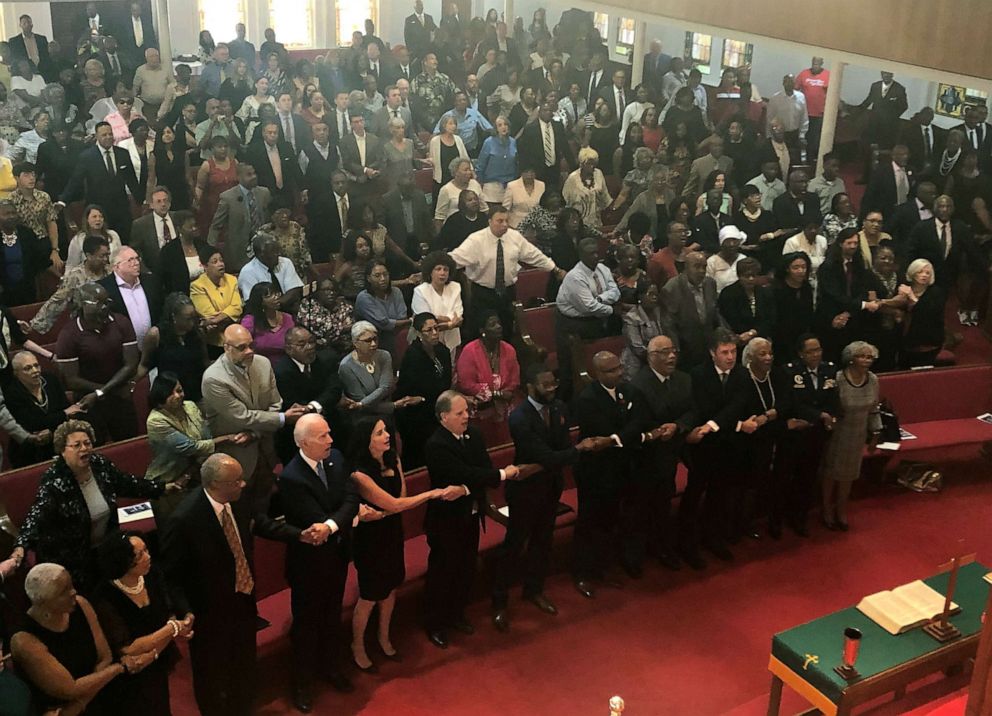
[643,423,678,442]
[575,436,615,452]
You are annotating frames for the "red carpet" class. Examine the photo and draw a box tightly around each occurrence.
[164,452,992,715]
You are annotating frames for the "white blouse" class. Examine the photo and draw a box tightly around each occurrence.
[411,281,463,356]
[502,177,545,228]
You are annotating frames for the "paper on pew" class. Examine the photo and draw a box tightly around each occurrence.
[118,501,153,524]
[877,442,901,451]
[977,413,992,425]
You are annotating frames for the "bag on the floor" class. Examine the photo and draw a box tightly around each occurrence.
[878,400,901,444]
[896,462,943,493]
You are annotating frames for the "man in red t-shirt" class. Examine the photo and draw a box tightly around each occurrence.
[795,57,830,162]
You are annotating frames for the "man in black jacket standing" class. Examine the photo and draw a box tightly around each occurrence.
[571,351,641,598]
[162,454,322,716]
[628,335,695,574]
[424,390,521,648]
[492,364,601,631]
[278,414,360,712]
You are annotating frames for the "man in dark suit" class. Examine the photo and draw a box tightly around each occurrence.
[856,71,908,150]
[382,173,434,259]
[246,121,304,206]
[274,91,312,154]
[691,191,732,254]
[642,40,672,93]
[571,351,642,598]
[679,329,749,568]
[597,68,629,124]
[57,122,141,244]
[278,414,360,711]
[97,245,162,337]
[778,335,838,536]
[628,335,695,573]
[886,181,937,256]
[8,14,54,81]
[129,186,180,274]
[518,101,575,190]
[274,327,343,465]
[338,114,386,198]
[120,1,157,67]
[94,36,132,92]
[862,144,914,220]
[404,0,436,60]
[162,454,321,716]
[579,51,611,103]
[772,169,824,236]
[952,103,986,153]
[492,365,600,631]
[906,194,977,302]
[901,107,944,174]
[424,390,520,648]
[661,252,720,370]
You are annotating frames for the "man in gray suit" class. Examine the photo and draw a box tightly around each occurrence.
[661,252,721,370]
[371,84,414,139]
[129,185,180,274]
[207,164,271,273]
[201,324,308,509]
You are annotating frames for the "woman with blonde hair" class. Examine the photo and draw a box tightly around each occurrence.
[562,146,612,229]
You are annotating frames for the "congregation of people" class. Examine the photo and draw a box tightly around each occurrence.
[0,3,988,714]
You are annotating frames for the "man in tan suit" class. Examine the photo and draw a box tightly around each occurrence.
[201,325,307,509]
[207,164,271,273]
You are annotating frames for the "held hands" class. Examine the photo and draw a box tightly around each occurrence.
[0,555,20,580]
[821,412,836,430]
[740,415,761,434]
[64,404,86,417]
[26,429,52,446]
[512,463,542,480]
[232,432,253,446]
[394,395,425,409]
[864,301,880,313]
[575,437,605,452]
[440,485,467,501]
[300,523,331,545]
[786,418,811,430]
[686,424,712,444]
[177,614,195,639]
[831,312,851,329]
[284,404,309,422]
[77,392,99,411]
[340,396,362,411]
[358,504,386,521]
[502,464,521,481]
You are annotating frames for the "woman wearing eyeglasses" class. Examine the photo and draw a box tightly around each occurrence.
[0,419,164,590]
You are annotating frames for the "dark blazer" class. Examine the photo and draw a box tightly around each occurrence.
[395,339,453,468]
[688,362,748,433]
[572,381,641,495]
[404,13,438,56]
[508,398,577,494]
[629,367,694,480]
[246,140,304,199]
[0,225,50,306]
[886,198,930,252]
[59,144,141,213]
[772,191,823,233]
[277,449,359,583]
[906,217,973,286]
[5,371,71,467]
[862,162,915,220]
[95,51,133,89]
[517,118,575,174]
[382,187,434,256]
[690,211,731,255]
[661,274,720,370]
[596,84,629,124]
[273,351,344,464]
[579,68,612,102]
[424,425,502,531]
[97,271,163,328]
[756,139,802,175]
[815,257,883,332]
[274,113,312,154]
[784,360,839,424]
[119,14,157,61]
[36,138,86,201]
[161,486,300,618]
[129,211,182,274]
[900,123,945,173]
[642,52,673,90]
[339,132,386,182]
[718,282,777,338]
[8,33,54,80]
[859,80,908,145]
[158,237,210,296]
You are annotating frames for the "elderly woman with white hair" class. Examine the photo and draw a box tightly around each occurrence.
[562,146,612,230]
[338,321,422,419]
[820,341,882,531]
[898,258,946,369]
[383,115,430,184]
[434,156,485,229]
[11,563,137,715]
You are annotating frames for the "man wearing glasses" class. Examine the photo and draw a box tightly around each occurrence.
[54,282,140,443]
[202,324,309,511]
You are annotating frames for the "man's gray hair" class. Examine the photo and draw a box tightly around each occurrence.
[24,563,68,604]
[251,231,276,255]
[293,413,326,446]
[435,389,463,420]
[840,341,879,367]
[110,244,137,266]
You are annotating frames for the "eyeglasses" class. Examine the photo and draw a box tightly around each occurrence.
[647,348,678,356]
[65,440,94,450]
[355,336,378,344]
[225,342,254,352]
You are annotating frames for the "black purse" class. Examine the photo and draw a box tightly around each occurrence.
[877,399,901,444]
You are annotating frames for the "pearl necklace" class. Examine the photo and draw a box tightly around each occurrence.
[1,230,17,247]
[113,575,145,595]
[749,369,775,413]
[938,149,961,177]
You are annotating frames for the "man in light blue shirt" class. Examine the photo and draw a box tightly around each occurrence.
[238,233,304,305]
[435,90,493,155]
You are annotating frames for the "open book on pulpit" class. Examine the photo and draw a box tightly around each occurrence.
[856,580,959,635]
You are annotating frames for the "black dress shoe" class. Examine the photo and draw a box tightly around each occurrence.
[323,671,354,693]
[790,520,810,538]
[702,540,734,562]
[450,617,475,635]
[621,561,643,579]
[678,548,706,571]
[821,515,838,531]
[836,519,849,532]
[427,629,449,649]
[526,593,558,615]
[574,579,595,598]
[768,523,783,540]
[598,575,624,589]
[492,610,510,633]
[657,551,681,571]
[292,687,313,713]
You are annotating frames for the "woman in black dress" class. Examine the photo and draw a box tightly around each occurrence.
[151,125,190,210]
[93,532,194,716]
[899,258,946,369]
[587,101,620,177]
[718,256,777,340]
[348,416,441,672]
[771,252,815,365]
[136,293,209,404]
[395,313,453,469]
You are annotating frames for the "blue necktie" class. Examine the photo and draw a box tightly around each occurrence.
[316,461,328,490]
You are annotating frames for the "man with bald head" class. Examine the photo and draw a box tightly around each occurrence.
[201,324,309,510]
[571,351,642,597]
[278,414,360,709]
[162,453,320,716]
[661,251,720,370]
[627,335,695,573]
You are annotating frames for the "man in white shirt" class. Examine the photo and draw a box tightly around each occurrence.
[806,153,847,215]
[660,57,688,106]
[449,206,565,336]
[129,186,178,273]
[332,91,351,145]
[766,74,809,151]
[598,69,628,123]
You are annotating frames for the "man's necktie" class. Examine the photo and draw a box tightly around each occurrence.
[572,100,578,123]
[588,73,596,101]
[339,196,349,229]
[246,190,260,234]
[618,89,625,116]
[844,259,853,293]
[283,115,294,150]
[111,55,120,76]
[808,370,819,390]
[720,372,728,387]
[162,216,172,244]
[540,404,550,428]
[393,109,400,118]
[269,268,282,293]
[220,506,254,594]
[316,460,328,490]
[105,149,116,176]
[592,267,604,295]
[543,122,554,167]
[494,238,505,295]
[970,129,979,149]
[923,126,932,158]
[940,223,949,257]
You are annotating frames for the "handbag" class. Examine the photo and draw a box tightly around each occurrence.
[877,399,901,444]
